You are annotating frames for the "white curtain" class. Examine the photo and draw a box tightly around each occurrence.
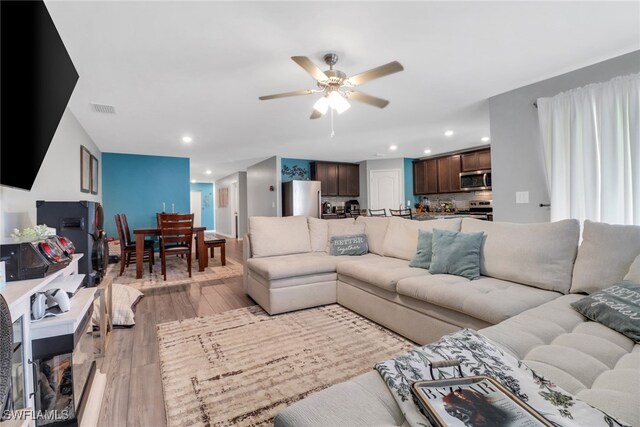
[538,73,640,225]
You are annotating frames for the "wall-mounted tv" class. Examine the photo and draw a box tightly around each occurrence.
[0,0,78,191]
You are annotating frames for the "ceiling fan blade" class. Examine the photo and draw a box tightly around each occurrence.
[310,109,322,120]
[259,89,316,101]
[291,56,329,82]
[347,61,404,86]
[345,91,390,108]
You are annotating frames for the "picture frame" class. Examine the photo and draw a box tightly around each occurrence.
[90,154,99,195]
[80,145,91,193]
[218,187,228,208]
[412,376,553,427]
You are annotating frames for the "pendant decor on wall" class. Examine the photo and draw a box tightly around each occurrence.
[281,164,309,180]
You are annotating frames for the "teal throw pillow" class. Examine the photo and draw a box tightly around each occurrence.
[409,229,433,269]
[329,234,369,256]
[429,229,484,280]
[570,281,640,343]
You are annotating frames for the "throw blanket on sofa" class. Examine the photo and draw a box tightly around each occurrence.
[375,329,629,427]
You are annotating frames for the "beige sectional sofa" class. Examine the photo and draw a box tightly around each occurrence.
[243,216,640,426]
[244,215,579,343]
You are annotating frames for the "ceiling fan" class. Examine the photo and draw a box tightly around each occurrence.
[259,53,404,119]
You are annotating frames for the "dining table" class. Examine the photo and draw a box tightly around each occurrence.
[133,226,207,279]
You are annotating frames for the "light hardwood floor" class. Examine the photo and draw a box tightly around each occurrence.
[97,237,253,426]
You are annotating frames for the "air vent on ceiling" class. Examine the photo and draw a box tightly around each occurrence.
[91,103,116,114]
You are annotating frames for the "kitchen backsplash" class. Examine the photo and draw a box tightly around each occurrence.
[417,191,492,210]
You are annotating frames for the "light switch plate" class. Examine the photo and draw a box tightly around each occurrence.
[515,191,529,204]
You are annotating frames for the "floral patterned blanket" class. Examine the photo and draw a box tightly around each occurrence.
[375,329,629,427]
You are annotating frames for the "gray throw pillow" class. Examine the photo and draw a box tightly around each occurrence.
[409,229,433,269]
[429,229,484,280]
[571,281,640,343]
[329,234,369,256]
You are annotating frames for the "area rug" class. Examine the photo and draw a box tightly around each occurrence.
[157,304,416,427]
[105,255,243,292]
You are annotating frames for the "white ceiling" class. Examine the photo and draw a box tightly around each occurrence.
[45,1,639,182]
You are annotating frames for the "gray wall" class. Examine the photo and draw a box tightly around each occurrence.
[214,171,247,238]
[0,109,102,238]
[238,172,248,236]
[489,50,640,223]
[247,156,281,218]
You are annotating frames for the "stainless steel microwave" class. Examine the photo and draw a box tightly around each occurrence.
[460,170,491,191]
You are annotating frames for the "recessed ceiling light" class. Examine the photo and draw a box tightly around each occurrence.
[424,149,432,154]
[481,136,490,142]
[191,179,196,183]
[444,130,454,137]
[205,170,212,175]
[389,145,398,151]
[182,136,192,143]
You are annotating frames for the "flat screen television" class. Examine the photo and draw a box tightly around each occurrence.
[0,0,78,190]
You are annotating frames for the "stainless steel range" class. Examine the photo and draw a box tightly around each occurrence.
[469,200,493,221]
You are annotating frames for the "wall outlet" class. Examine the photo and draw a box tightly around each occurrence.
[515,191,529,204]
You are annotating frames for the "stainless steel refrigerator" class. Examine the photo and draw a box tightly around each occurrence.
[282,180,322,218]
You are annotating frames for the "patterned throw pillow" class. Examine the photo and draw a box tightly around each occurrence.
[409,229,433,269]
[571,281,640,343]
[329,234,369,256]
[429,228,484,280]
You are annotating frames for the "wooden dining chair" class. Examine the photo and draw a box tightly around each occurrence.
[389,208,413,219]
[368,208,387,217]
[157,212,187,258]
[158,213,194,281]
[114,214,154,275]
[122,212,156,262]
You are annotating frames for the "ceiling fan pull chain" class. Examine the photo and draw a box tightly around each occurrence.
[330,108,335,138]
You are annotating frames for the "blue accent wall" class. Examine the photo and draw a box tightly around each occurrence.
[404,157,419,207]
[190,182,215,230]
[281,158,311,182]
[102,153,190,240]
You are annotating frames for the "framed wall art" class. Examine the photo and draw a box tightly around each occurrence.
[218,187,228,208]
[90,154,99,195]
[80,145,91,193]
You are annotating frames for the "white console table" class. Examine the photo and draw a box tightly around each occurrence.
[1,254,84,321]
[0,254,107,427]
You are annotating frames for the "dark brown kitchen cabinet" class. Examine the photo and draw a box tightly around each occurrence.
[461,149,491,172]
[338,163,359,196]
[413,159,438,195]
[437,155,462,193]
[414,148,490,195]
[311,162,359,197]
[311,162,338,196]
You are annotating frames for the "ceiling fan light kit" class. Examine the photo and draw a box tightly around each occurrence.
[313,96,329,115]
[259,53,403,121]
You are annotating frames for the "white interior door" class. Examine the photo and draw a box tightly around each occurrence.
[369,169,402,212]
[190,191,202,227]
